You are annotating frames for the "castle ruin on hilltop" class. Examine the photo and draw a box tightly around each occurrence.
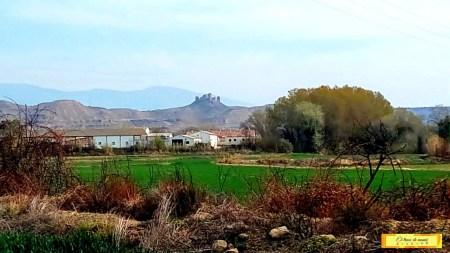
[195,93,221,104]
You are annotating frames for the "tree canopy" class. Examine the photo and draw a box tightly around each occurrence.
[268,101,324,152]
[273,85,393,151]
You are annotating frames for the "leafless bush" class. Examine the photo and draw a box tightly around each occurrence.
[0,105,74,195]
[387,178,450,221]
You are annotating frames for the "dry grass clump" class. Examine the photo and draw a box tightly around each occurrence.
[217,154,244,164]
[0,195,34,217]
[0,195,58,218]
[140,194,189,251]
[113,217,131,248]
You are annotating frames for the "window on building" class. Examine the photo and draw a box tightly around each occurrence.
[186,141,190,144]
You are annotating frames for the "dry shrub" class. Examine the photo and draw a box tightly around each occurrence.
[294,179,362,218]
[297,178,383,221]
[0,173,39,196]
[254,178,297,213]
[60,177,158,221]
[157,179,204,218]
[389,179,450,221]
[95,175,141,211]
[128,194,159,221]
[427,134,449,157]
[295,178,385,233]
[255,176,382,229]
[332,199,384,234]
[0,118,74,196]
[60,165,203,220]
[59,185,95,211]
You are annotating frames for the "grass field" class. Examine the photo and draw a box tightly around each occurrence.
[72,154,450,199]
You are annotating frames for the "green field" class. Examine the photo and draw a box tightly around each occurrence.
[72,154,450,199]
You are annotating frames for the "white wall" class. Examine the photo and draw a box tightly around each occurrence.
[191,131,218,149]
[171,136,196,147]
[219,136,248,146]
[93,135,143,149]
[209,135,218,148]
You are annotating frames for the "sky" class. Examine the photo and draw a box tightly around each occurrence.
[0,0,449,107]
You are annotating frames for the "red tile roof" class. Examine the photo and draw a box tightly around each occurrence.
[209,129,257,138]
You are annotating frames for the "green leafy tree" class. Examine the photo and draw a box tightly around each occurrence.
[153,136,166,151]
[438,116,450,141]
[269,101,324,152]
[382,109,427,153]
[245,109,279,151]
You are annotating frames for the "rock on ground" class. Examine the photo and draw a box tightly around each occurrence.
[269,226,290,239]
[212,240,228,253]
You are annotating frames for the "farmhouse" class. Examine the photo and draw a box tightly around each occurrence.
[190,130,219,149]
[171,135,201,147]
[211,129,257,147]
[63,128,152,149]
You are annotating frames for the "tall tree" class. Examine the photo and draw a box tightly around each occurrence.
[275,85,393,151]
[382,109,427,153]
[245,109,280,151]
[269,101,324,152]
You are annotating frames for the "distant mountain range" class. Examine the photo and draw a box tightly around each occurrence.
[0,83,249,110]
[0,94,266,130]
[406,107,450,122]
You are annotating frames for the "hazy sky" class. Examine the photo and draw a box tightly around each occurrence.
[1,0,449,106]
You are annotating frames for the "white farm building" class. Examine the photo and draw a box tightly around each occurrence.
[171,135,201,147]
[62,128,173,149]
[190,131,219,149]
[211,129,258,147]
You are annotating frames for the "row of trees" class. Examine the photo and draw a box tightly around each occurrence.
[245,85,448,155]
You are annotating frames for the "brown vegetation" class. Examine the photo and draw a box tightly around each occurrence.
[0,112,74,196]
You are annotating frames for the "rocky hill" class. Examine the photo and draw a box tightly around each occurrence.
[0,94,266,130]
